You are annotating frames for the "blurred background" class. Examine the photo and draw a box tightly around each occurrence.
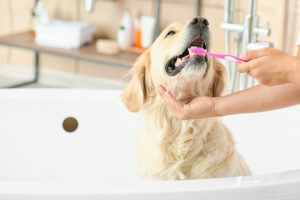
[0,0,299,89]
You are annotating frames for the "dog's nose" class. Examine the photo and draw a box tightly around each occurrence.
[190,17,209,26]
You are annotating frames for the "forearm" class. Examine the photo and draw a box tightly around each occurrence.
[287,56,300,85]
[288,47,300,84]
[215,83,300,116]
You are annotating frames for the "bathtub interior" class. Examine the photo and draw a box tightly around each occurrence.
[0,89,141,183]
[0,89,300,184]
[222,107,300,175]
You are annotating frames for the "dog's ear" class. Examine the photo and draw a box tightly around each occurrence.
[212,58,226,97]
[122,50,151,112]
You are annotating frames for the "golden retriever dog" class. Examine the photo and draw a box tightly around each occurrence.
[122,17,251,180]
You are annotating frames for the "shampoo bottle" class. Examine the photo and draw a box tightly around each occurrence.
[120,9,134,47]
[117,25,126,48]
[134,19,142,48]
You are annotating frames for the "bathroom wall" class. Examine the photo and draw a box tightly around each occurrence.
[283,0,300,55]
[0,0,296,82]
[0,0,35,67]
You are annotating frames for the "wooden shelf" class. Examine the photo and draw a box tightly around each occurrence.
[0,31,141,69]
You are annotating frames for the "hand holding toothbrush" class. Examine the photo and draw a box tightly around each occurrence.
[191,47,300,86]
[237,48,300,86]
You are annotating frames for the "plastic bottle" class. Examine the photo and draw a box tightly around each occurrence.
[30,0,49,36]
[120,9,134,47]
[33,0,49,28]
[141,16,155,48]
[134,19,142,48]
[117,25,127,48]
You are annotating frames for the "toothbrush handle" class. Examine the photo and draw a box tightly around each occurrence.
[190,47,247,63]
[203,52,235,62]
[224,55,247,63]
[208,52,247,63]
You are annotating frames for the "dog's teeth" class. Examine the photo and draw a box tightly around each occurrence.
[175,57,182,67]
[188,48,193,57]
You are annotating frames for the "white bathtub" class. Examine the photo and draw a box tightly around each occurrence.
[0,89,300,200]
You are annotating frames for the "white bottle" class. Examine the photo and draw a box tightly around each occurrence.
[141,16,156,48]
[33,0,49,28]
[117,25,126,48]
[120,9,134,47]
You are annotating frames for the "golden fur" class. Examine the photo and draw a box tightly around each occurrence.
[122,20,251,180]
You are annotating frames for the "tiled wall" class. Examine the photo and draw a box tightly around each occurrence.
[0,0,296,81]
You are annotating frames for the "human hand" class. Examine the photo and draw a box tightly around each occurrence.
[238,48,300,86]
[157,85,218,120]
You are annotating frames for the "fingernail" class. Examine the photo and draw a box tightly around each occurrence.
[157,88,162,94]
[157,85,164,94]
[166,91,173,98]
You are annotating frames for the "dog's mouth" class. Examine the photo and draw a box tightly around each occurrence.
[165,37,207,76]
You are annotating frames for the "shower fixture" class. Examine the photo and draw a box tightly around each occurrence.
[222,0,273,92]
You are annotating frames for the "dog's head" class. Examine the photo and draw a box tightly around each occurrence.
[122,17,225,112]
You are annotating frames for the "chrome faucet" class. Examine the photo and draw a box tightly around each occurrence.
[222,0,273,92]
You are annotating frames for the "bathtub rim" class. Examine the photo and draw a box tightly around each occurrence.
[0,169,300,195]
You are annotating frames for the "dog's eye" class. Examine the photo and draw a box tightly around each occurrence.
[165,30,176,38]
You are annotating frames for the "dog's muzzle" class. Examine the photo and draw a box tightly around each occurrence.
[165,17,210,76]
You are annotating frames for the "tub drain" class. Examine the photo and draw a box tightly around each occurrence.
[62,117,78,133]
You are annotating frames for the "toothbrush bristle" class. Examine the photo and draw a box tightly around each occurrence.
[190,47,205,56]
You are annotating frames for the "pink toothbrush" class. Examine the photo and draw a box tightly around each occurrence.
[190,47,247,63]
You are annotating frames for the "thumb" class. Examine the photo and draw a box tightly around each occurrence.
[240,48,270,61]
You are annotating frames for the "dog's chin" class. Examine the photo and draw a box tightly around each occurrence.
[183,57,207,71]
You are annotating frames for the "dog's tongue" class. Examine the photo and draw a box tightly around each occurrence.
[174,47,207,67]
[175,55,191,67]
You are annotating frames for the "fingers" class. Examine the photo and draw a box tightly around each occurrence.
[240,48,270,61]
[157,85,217,119]
[237,62,251,73]
[238,48,271,73]
[157,85,182,111]
[238,54,263,73]
[157,85,188,120]
[157,84,167,94]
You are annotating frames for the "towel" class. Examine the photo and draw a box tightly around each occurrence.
[35,20,96,49]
